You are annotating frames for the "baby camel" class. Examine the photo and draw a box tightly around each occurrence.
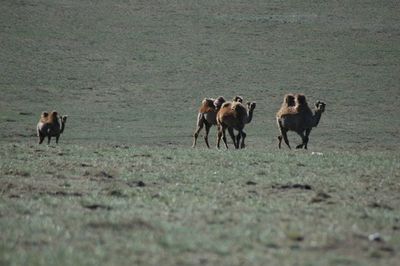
[276,94,325,149]
[192,96,243,148]
[216,101,256,149]
[37,111,68,144]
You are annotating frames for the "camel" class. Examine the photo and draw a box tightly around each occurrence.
[216,100,256,149]
[192,96,243,148]
[276,94,326,149]
[37,111,68,144]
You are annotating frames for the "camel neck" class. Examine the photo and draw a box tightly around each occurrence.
[313,109,323,127]
[246,108,254,124]
[60,120,65,133]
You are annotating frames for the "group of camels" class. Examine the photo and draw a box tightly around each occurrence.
[36,94,326,148]
[192,93,326,149]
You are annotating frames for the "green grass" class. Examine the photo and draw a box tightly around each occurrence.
[1,0,399,149]
[1,0,400,265]
[1,144,399,265]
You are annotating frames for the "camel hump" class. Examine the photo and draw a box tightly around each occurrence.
[48,111,59,123]
[213,96,226,110]
[296,94,307,105]
[39,111,49,123]
[201,98,214,105]
[221,102,232,109]
[199,98,216,113]
[232,102,247,117]
[294,94,312,114]
[276,94,295,117]
[277,105,299,117]
[283,94,295,107]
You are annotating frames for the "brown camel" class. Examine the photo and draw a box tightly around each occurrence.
[37,111,68,144]
[216,100,256,149]
[276,94,326,149]
[192,96,243,148]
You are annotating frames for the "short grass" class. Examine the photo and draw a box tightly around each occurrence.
[1,0,400,265]
[1,144,399,265]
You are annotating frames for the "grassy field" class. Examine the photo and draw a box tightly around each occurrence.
[1,0,399,265]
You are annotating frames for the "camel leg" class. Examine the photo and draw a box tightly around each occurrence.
[236,133,241,149]
[228,128,237,148]
[281,130,291,149]
[192,113,204,148]
[240,130,246,149]
[295,131,307,149]
[278,120,290,149]
[204,122,211,148]
[38,130,45,144]
[37,127,42,144]
[222,126,229,149]
[56,135,60,144]
[303,128,312,149]
[216,125,222,149]
[277,135,282,149]
[47,136,51,144]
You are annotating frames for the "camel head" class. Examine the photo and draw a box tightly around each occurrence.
[232,96,243,103]
[284,94,295,107]
[60,115,68,124]
[58,114,68,134]
[315,101,326,113]
[247,101,256,111]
